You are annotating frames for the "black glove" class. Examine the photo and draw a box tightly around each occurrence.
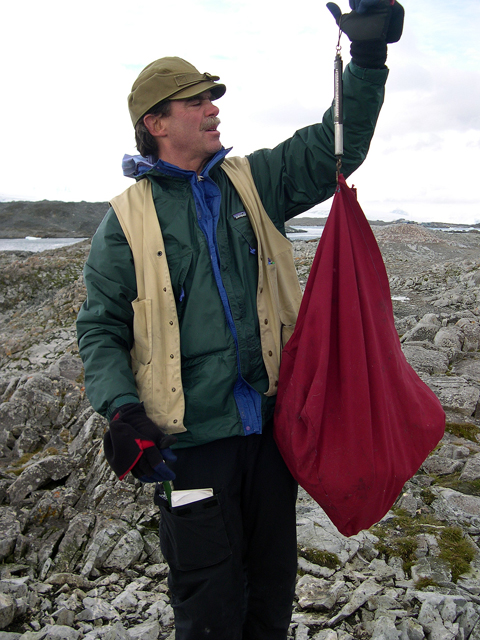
[327,0,405,68]
[104,403,177,483]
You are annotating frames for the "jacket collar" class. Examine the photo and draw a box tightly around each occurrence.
[122,147,231,181]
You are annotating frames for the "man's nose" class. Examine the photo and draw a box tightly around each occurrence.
[205,100,220,117]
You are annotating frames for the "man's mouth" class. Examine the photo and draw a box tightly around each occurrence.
[201,117,221,132]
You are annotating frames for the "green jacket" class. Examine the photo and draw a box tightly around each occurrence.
[77,62,388,448]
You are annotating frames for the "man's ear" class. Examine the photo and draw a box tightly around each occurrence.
[143,114,167,138]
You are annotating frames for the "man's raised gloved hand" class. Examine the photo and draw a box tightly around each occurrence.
[326,0,405,68]
[104,403,177,483]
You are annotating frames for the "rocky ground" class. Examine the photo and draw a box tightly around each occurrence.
[0,222,480,639]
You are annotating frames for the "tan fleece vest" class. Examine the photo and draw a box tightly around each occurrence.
[110,156,302,434]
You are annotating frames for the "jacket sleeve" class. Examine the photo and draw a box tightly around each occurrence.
[247,62,388,224]
[76,208,140,419]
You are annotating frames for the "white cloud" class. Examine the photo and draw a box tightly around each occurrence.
[1,0,479,225]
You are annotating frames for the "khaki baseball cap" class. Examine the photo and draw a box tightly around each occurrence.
[128,56,226,126]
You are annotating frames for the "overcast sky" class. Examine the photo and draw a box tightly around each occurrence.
[1,0,479,224]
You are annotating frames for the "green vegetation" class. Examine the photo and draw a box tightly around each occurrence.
[438,527,476,582]
[420,488,436,505]
[445,422,480,443]
[433,472,480,497]
[371,510,477,582]
[415,577,439,590]
[297,546,340,570]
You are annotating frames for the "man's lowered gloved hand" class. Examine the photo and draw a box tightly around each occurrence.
[104,403,177,483]
[326,0,405,68]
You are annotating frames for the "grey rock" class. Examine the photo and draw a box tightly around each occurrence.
[295,623,310,640]
[7,456,73,505]
[434,326,465,351]
[312,632,339,640]
[371,615,400,639]
[297,557,336,579]
[127,619,161,640]
[47,356,83,383]
[393,493,418,516]
[327,578,384,626]
[417,600,456,640]
[423,375,479,416]
[296,496,361,566]
[396,617,425,640]
[37,626,80,640]
[0,632,22,639]
[433,487,480,527]
[100,621,130,640]
[296,575,347,611]
[77,597,119,621]
[110,589,137,611]
[438,443,471,459]
[415,533,440,559]
[46,574,94,589]
[0,508,22,561]
[81,522,129,577]
[12,428,42,458]
[402,344,449,375]
[0,593,16,630]
[456,318,480,351]
[68,413,106,457]
[395,315,419,337]
[142,531,163,564]
[54,513,95,574]
[0,577,29,599]
[103,529,144,571]
[410,557,452,584]
[421,455,464,476]
[53,608,76,627]
[460,452,480,482]
[401,322,439,344]
[451,355,480,386]
[364,560,397,583]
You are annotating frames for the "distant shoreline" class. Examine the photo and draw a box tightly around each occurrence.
[1,200,478,238]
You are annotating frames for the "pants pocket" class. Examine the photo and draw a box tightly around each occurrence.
[155,490,232,572]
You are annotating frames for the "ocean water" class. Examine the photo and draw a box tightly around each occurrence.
[0,237,87,252]
[1,230,322,252]
[286,225,324,241]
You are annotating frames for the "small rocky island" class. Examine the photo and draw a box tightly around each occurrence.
[0,206,480,639]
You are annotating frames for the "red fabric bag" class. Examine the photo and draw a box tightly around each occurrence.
[274,175,445,537]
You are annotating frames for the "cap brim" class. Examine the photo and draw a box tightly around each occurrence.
[169,80,226,101]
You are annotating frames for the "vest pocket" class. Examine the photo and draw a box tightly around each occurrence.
[131,298,152,365]
[156,492,232,571]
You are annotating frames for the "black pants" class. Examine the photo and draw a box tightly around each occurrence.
[155,421,298,640]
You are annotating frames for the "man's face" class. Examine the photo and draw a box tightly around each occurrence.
[158,90,222,173]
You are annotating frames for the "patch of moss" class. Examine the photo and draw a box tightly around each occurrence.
[10,448,42,473]
[433,472,480,497]
[394,537,418,577]
[420,488,436,505]
[371,512,447,576]
[415,577,439,590]
[297,545,340,570]
[43,447,59,457]
[438,526,476,582]
[445,422,480,443]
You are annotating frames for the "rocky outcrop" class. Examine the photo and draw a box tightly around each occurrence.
[0,202,108,239]
[0,223,479,639]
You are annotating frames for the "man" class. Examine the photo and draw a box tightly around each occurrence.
[77,2,404,638]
